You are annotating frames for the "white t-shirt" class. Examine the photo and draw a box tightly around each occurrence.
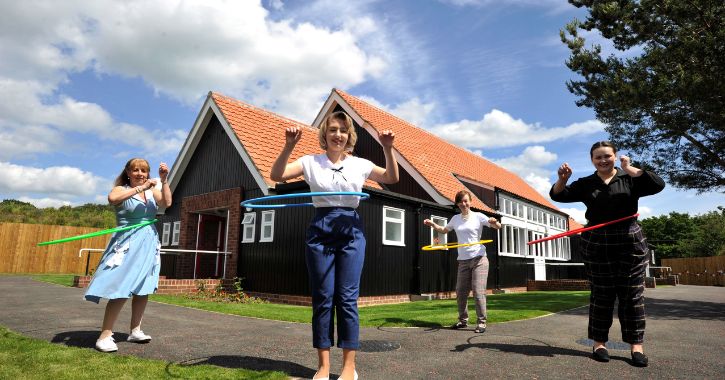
[445,211,492,260]
[300,154,375,208]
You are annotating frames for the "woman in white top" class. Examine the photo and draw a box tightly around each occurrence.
[424,190,501,333]
[270,111,399,380]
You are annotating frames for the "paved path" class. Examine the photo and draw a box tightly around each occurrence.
[1,276,723,379]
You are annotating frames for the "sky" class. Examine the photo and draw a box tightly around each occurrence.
[0,0,722,223]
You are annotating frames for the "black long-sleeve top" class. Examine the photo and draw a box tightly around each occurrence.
[550,168,666,226]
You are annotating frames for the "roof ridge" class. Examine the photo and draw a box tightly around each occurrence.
[211,91,314,130]
[335,88,525,188]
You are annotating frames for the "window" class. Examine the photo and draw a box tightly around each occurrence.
[241,212,256,243]
[383,206,405,246]
[161,223,170,246]
[500,225,525,256]
[430,215,448,248]
[171,221,181,245]
[259,211,275,242]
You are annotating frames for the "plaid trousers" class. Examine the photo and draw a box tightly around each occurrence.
[581,221,648,344]
[456,255,489,324]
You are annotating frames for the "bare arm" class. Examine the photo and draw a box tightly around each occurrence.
[368,130,399,184]
[423,218,450,234]
[270,127,304,182]
[487,217,502,230]
[153,162,172,207]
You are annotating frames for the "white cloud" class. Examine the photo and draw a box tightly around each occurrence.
[438,0,574,14]
[558,207,587,224]
[0,162,105,197]
[428,109,605,148]
[17,196,73,209]
[637,206,653,218]
[492,146,558,196]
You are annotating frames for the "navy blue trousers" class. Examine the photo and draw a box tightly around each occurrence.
[305,207,365,349]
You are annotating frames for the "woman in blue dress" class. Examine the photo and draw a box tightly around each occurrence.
[86,158,172,352]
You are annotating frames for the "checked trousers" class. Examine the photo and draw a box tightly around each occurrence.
[581,221,648,344]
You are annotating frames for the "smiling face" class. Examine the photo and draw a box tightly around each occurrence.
[591,146,616,175]
[125,159,150,188]
[456,193,472,214]
[325,119,349,153]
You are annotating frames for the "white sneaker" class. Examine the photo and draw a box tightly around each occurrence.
[127,328,152,343]
[95,335,118,352]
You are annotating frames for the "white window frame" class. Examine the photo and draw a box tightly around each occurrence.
[161,222,171,246]
[382,206,405,246]
[429,215,448,248]
[241,212,256,243]
[259,210,275,242]
[171,221,181,246]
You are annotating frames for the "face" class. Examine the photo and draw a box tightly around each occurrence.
[126,164,150,187]
[457,194,471,214]
[591,147,616,173]
[325,119,349,152]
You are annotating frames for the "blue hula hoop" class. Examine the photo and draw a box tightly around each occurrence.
[241,191,370,209]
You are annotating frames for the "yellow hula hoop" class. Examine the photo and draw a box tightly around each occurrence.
[421,239,493,251]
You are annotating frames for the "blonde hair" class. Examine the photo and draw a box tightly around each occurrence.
[114,158,150,187]
[318,111,357,152]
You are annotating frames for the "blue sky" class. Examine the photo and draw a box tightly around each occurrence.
[0,0,721,222]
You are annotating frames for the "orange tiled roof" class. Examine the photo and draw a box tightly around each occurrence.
[335,89,561,214]
[211,92,381,189]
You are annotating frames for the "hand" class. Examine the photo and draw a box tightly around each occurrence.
[488,217,498,225]
[557,163,572,182]
[158,162,169,182]
[285,127,302,146]
[423,219,433,227]
[379,129,395,148]
[620,155,631,169]
[143,178,157,190]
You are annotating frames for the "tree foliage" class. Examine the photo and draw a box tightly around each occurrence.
[0,199,116,228]
[561,0,724,192]
[640,207,725,258]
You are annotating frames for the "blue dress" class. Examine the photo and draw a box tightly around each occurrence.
[85,189,161,303]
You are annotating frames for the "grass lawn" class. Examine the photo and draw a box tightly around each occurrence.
[150,291,589,328]
[0,326,286,380]
[23,274,590,328]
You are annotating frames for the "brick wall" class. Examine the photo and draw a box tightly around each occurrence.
[527,279,590,291]
[179,188,242,279]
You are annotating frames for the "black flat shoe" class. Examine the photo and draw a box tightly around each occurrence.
[592,347,610,362]
[631,351,649,367]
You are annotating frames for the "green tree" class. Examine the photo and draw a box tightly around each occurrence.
[561,0,724,192]
[640,208,725,258]
[0,199,115,228]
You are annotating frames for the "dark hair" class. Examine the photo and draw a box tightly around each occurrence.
[590,141,618,158]
[114,158,150,187]
[454,190,473,204]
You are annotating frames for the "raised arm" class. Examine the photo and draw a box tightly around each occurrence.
[551,162,573,195]
[368,130,399,184]
[270,127,304,182]
[153,162,172,207]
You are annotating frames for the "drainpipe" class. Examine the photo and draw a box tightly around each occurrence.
[493,189,501,291]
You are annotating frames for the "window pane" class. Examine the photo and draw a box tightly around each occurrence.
[386,209,402,220]
[385,222,402,241]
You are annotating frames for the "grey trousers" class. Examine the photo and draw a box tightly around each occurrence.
[456,256,489,324]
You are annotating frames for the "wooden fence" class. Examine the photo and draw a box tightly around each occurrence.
[0,222,109,274]
[661,256,725,286]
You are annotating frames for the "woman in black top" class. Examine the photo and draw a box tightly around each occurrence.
[550,141,665,367]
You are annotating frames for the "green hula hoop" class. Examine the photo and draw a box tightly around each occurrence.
[37,219,158,246]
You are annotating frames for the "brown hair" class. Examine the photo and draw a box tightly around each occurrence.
[318,111,357,152]
[454,190,473,204]
[114,158,150,187]
[589,141,617,158]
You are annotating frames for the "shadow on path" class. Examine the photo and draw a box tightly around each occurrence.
[169,355,316,379]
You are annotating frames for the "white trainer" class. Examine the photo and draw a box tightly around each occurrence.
[95,335,118,352]
[127,328,152,343]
